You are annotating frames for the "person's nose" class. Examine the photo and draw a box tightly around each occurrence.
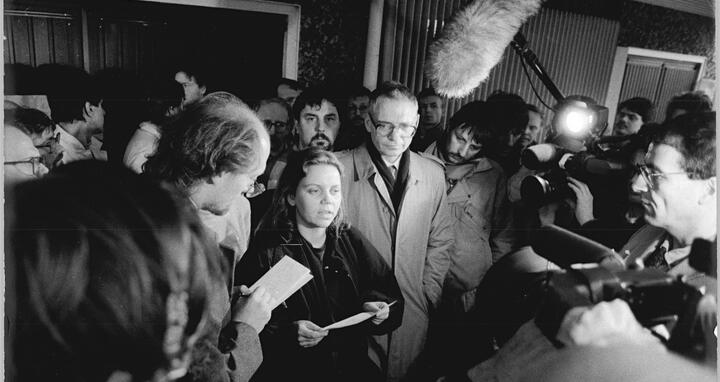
[316,119,326,133]
[36,163,49,177]
[458,143,470,157]
[630,172,648,193]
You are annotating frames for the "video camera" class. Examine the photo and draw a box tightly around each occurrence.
[531,225,712,360]
[520,141,630,207]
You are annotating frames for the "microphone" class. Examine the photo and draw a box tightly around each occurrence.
[530,224,624,270]
[426,0,543,98]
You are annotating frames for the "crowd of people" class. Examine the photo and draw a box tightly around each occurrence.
[4,61,717,382]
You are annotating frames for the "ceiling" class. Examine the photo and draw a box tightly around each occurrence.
[633,0,715,18]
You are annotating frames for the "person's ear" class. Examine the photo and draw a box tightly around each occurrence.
[699,176,716,205]
[287,193,296,206]
[200,85,207,96]
[364,116,373,134]
[83,101,93,120]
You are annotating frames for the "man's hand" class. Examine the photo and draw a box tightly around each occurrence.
[556,299,662,348]
[294,320,328,348]
[362,301,391,325]
[567,177,594,225]
[231,285,275,333]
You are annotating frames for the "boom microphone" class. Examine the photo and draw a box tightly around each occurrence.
[426,0,543,98]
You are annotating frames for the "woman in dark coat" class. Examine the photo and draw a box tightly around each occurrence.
[237,148,404,382]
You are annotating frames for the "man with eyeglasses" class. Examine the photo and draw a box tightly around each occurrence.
[620,112,715,286]
[144,91,273,382]
[254,97,293,190]
[4,125,50,187]
[337,81,454,381]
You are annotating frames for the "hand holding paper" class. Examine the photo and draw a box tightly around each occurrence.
[362,301,392,325]
[295,320,328,348]
[248,256,313,310]
[232,285,274,333]
[322,301,397,330]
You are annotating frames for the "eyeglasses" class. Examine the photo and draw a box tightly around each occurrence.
[635,164,689,188]
[368,113,417,138]
[4,157,46,177]
[263,120,289,131]
[244,180,265,198]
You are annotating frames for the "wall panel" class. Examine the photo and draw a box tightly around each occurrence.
[4,10,83,68]
[379,2,621,123]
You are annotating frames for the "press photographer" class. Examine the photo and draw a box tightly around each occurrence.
[445,111,716,382]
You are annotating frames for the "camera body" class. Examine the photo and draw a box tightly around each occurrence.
[519,142,629,208]
[534,265,706,358]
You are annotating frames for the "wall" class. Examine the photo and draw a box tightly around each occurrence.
[618,1,714,80]
[281,0,370,86]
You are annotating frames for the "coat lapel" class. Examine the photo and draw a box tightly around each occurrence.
[353,145,396,215]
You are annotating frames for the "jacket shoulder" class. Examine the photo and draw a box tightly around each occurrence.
[414,151,445,171]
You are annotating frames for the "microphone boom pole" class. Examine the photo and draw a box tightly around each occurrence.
[510,32,565,103]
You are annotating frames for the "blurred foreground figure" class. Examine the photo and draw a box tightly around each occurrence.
[7,161,222,382]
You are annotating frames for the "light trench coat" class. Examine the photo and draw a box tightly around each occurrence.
[426,142,516,309]
[337,144,454,381]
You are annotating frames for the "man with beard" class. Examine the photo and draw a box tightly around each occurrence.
[423,101,517,377]
[612,97,653,136]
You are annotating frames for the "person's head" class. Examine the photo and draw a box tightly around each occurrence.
[37,64,105,134]
[9,161,221,382]
[4,125,49,186]
[276,78,304,106]
[664,91,712,122]
[346,86,371,129]
[292,86,341,150]
[417,88,443,129]
[260,148,347,237]
[4,107,55,147]
[144,92,271,216]
[366,81,419,163]
[486,90,529,148]
[631,112,716,242]
[508,104,542,149]
[174,62,209,107]
[440,101,497,164]
[145,76,184,126]
[255,97,293,155]
[613,97,653,136]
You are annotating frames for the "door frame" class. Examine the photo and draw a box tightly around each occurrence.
[604,46,706,125]
[137,0,300,80]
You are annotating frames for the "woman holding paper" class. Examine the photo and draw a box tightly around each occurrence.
[237,148,404,382]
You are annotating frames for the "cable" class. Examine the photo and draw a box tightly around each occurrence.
[519,53,554,111]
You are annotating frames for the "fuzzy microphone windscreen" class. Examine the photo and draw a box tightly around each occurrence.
[426,0,543,98]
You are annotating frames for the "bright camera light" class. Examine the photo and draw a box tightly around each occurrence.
[562,109,594,136]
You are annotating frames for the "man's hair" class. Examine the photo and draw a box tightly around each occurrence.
[619,97,653,123]
[258,148,348,237]
[36,64,101,123]
[5,107,54,137]
[417,87,441,100]
[653,111,715,179]
[256,97,292,123]
[485,90,529,135]
[440,101,497,158]
[665,91,712,122]
[348,86,371,99]
[144,91,267,192]
[292,85,341,121]
[174,59,211,90]
[9,161,221,382]
[369,81,417,116]
[526,103,541,115]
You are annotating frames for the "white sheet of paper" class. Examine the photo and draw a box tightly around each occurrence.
[322,312,375,330]
[322,301,397,330]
